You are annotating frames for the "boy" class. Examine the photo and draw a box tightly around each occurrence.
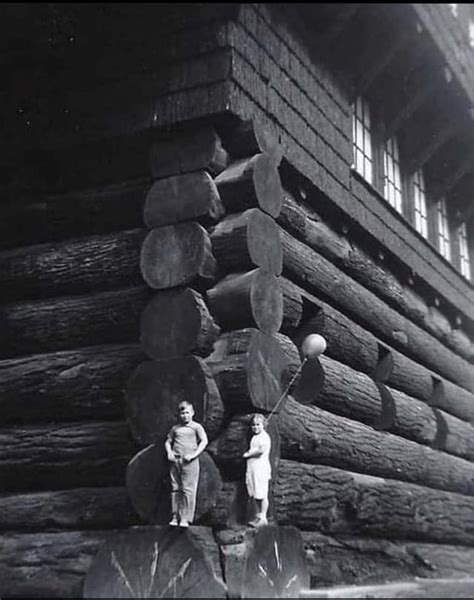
[165,401,208,528]
[243,413,271,527]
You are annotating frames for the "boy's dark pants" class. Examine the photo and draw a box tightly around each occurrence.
[170,458,199,523]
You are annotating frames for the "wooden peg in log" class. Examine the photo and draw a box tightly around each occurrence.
[140,288,220,359]
[206,329,299,412]
[149,125,228,179]
[126,444,222,525]
[143,171,225,229]
[222,119,283,165]
[125,356,224,445]
[215,154,284,217]
[207,269,283,334]
[140,222,216,290]
[211,209,282,275]
[83,526,226,598]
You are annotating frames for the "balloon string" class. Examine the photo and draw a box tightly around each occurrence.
[267,357,308,422]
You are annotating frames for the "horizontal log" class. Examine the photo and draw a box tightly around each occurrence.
[301,531,474,587]
[210,208,283,276]
[0,286,150,358]
[140,288,220,359]
[206,329,300,413]
[0,228,145,302]
[221,119,283,164]
[149,124,228,179]
[0,421,135,491]
[280,226,474,393]
[143,170,225,228]
[276,398,474,495]
[207,269,288,334]
[0,526,223,599]
[0,177,149,249]
[274,459,474,545]
[215,154,283,217]
[140,222,216,289]
[0,487,138,531]
[0,343,144,423]
[279,191,474,362]
[313,355,474,461]
[284,278,474,423]
[125,356,224,445]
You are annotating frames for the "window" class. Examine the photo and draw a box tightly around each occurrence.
[413,169,428,238]
[352,96,373,183]
[436,197,451,261]
[383,137,403,214]
[457,222,471,280]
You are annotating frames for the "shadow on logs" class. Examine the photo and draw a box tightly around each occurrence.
[83,526,226,598]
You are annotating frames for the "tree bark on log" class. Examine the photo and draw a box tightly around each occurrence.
[215,154,283,217]
[0,177,149,250]
[0,421,135,492]
[143,170,225,228]
[207,269,287,334]
[0,343,144,424]
[125,356,224,445]
[206,329,299,412]
[149,124,228,179]
[126,444,222,525]
[301,531,474,588]
[210,208,283,276]
[0,487,138,531]
[279,190,474,362]
[274,459,474,545]
[140,222,216,289]
[140,288,220,359]
[221,119,283,164]
[280,226,474,393]
[276,398,474,495]
[313,355,474,461]
[285,278,474,423]
[0,228,145,302]
[0,286,150,358]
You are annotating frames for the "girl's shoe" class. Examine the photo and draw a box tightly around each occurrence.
[179,520,190,528]
[169,517,179,526]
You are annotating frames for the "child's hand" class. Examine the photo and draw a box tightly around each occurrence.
[243,451,249,458]
[183,453,195,463]
[167,452,177,463]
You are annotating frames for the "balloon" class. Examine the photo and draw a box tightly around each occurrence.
[301,334,327,358]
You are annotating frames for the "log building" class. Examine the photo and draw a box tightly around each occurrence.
[1,3,474,598]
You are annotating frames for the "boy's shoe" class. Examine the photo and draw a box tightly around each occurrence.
[179,520,190,528]
[247,518,261,528]
[169,518,179,526]
[249,517,268,528]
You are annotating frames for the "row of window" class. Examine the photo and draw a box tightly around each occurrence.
[352,96,472,281]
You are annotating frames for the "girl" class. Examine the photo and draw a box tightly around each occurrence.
[243,413,271,527]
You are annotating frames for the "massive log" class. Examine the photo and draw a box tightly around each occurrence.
[0,286,150,358]
[125,357,224,445]
[0,421,134,492]
[313,355,474,461]
[274,459,474,545]
[216,526,309,598]
[0,343,143,423]
[221,119,283,164]
[207,269,287,334]
[143,170,225,228]
[0,228,145,302]
[126,445,222,525]
[210,209,283,276]
[206,329,299,412]
[83,527,226,598]
[279,190,474,361]
[0,527,223,599]
[285,278,474,423]
[301,531,474,588]
[0,487,137,531]
[280,226,474,393]
[276,398,474,495]
[140,222,216,289]
[215,154,284,217]
[149,124,228,179]
[140,288,220,359]
[0,177,149,249]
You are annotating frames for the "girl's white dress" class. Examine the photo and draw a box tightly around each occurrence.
[245,430,272,500]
